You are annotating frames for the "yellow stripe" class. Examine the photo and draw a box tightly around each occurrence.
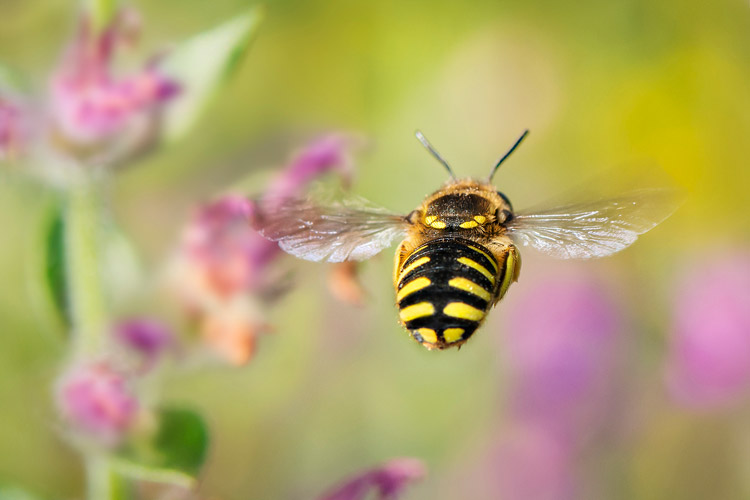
[398,256,430,282]
[417,328,437,344]
[449,277,492,302]
[443,302,484,321]
[457,257,495,284]
[396,277,431,302]
[430,220,446,229]
[443,328,465,343]
[399,302,435,322]
[467,245,498,272]
[459,220,478,229]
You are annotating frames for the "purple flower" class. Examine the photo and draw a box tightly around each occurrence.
[504,271,622,435]
[50,9,179,148]
[664,250,750,409]
[114,318,174,371]
[318,458,426,500]
[56,361,139,446]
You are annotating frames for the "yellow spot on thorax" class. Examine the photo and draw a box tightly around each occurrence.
[474,215,486,224]
[459,220,479,229]
[448,277,492,301]
[457,257,496,284]
[424,215,446,229]
[443,328,465,343]
[396,277,431,302]
[398,256,430,282]
[443,302,484,321]
[399,302,435,322]
[417,328,437,344]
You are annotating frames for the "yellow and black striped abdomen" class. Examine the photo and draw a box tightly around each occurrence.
[396,237,509,350]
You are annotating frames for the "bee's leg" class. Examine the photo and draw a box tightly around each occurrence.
[392,240,416,286]
[486,239,521,304]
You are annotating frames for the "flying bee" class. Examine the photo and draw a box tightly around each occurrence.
[255,131,679,350]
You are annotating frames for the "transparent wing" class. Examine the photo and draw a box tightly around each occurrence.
[255,193,409,263]
[505,188,681,259]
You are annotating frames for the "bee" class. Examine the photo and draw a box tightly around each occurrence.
[255,131,678,350]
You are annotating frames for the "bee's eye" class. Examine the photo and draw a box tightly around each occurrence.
[495,209,513,224]
[496,191,513,211]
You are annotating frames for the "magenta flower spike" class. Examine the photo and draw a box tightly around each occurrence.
[503,271,622,436]
[56,361,139,446]
[49,9,179,150]
[319,458,426,500]
[171,135,357,364]
[664,250,750,409]
[182,135,357,300]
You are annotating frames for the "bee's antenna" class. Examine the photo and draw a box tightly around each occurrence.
[488,129,529,182]
[415,130,457,180]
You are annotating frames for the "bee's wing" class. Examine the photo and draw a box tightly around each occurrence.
[255,194,410,263]
[505,188,681,259]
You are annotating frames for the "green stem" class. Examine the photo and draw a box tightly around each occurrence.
[65,181,108,357]
[64,180,128,500]
[87,454,129,500]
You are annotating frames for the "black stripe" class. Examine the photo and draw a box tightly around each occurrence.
[399,239,498,290]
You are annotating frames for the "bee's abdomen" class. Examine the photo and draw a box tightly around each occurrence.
[396,237,501,349]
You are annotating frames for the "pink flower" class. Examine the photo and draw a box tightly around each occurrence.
[492,424,576,500]
[262,134,355,206]
[50,9,179,149]
[181,195,263,301]
[318,458,426,500]
[504,271,622,436]
[664,250,750,409]
[56,361,139,446]
[0,96,26,161]
[171,135,356,364]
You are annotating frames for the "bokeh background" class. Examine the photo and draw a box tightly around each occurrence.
[1,0,748,498]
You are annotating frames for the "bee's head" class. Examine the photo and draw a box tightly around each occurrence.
[421,180,513,230]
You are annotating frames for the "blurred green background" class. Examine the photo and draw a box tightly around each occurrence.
[0,0,748,498]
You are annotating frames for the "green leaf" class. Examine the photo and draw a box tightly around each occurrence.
[0,485,44,500]
[115,407,209,487]
[37,201,71,328]
[162,6,263,141]
[153,407,209,476]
